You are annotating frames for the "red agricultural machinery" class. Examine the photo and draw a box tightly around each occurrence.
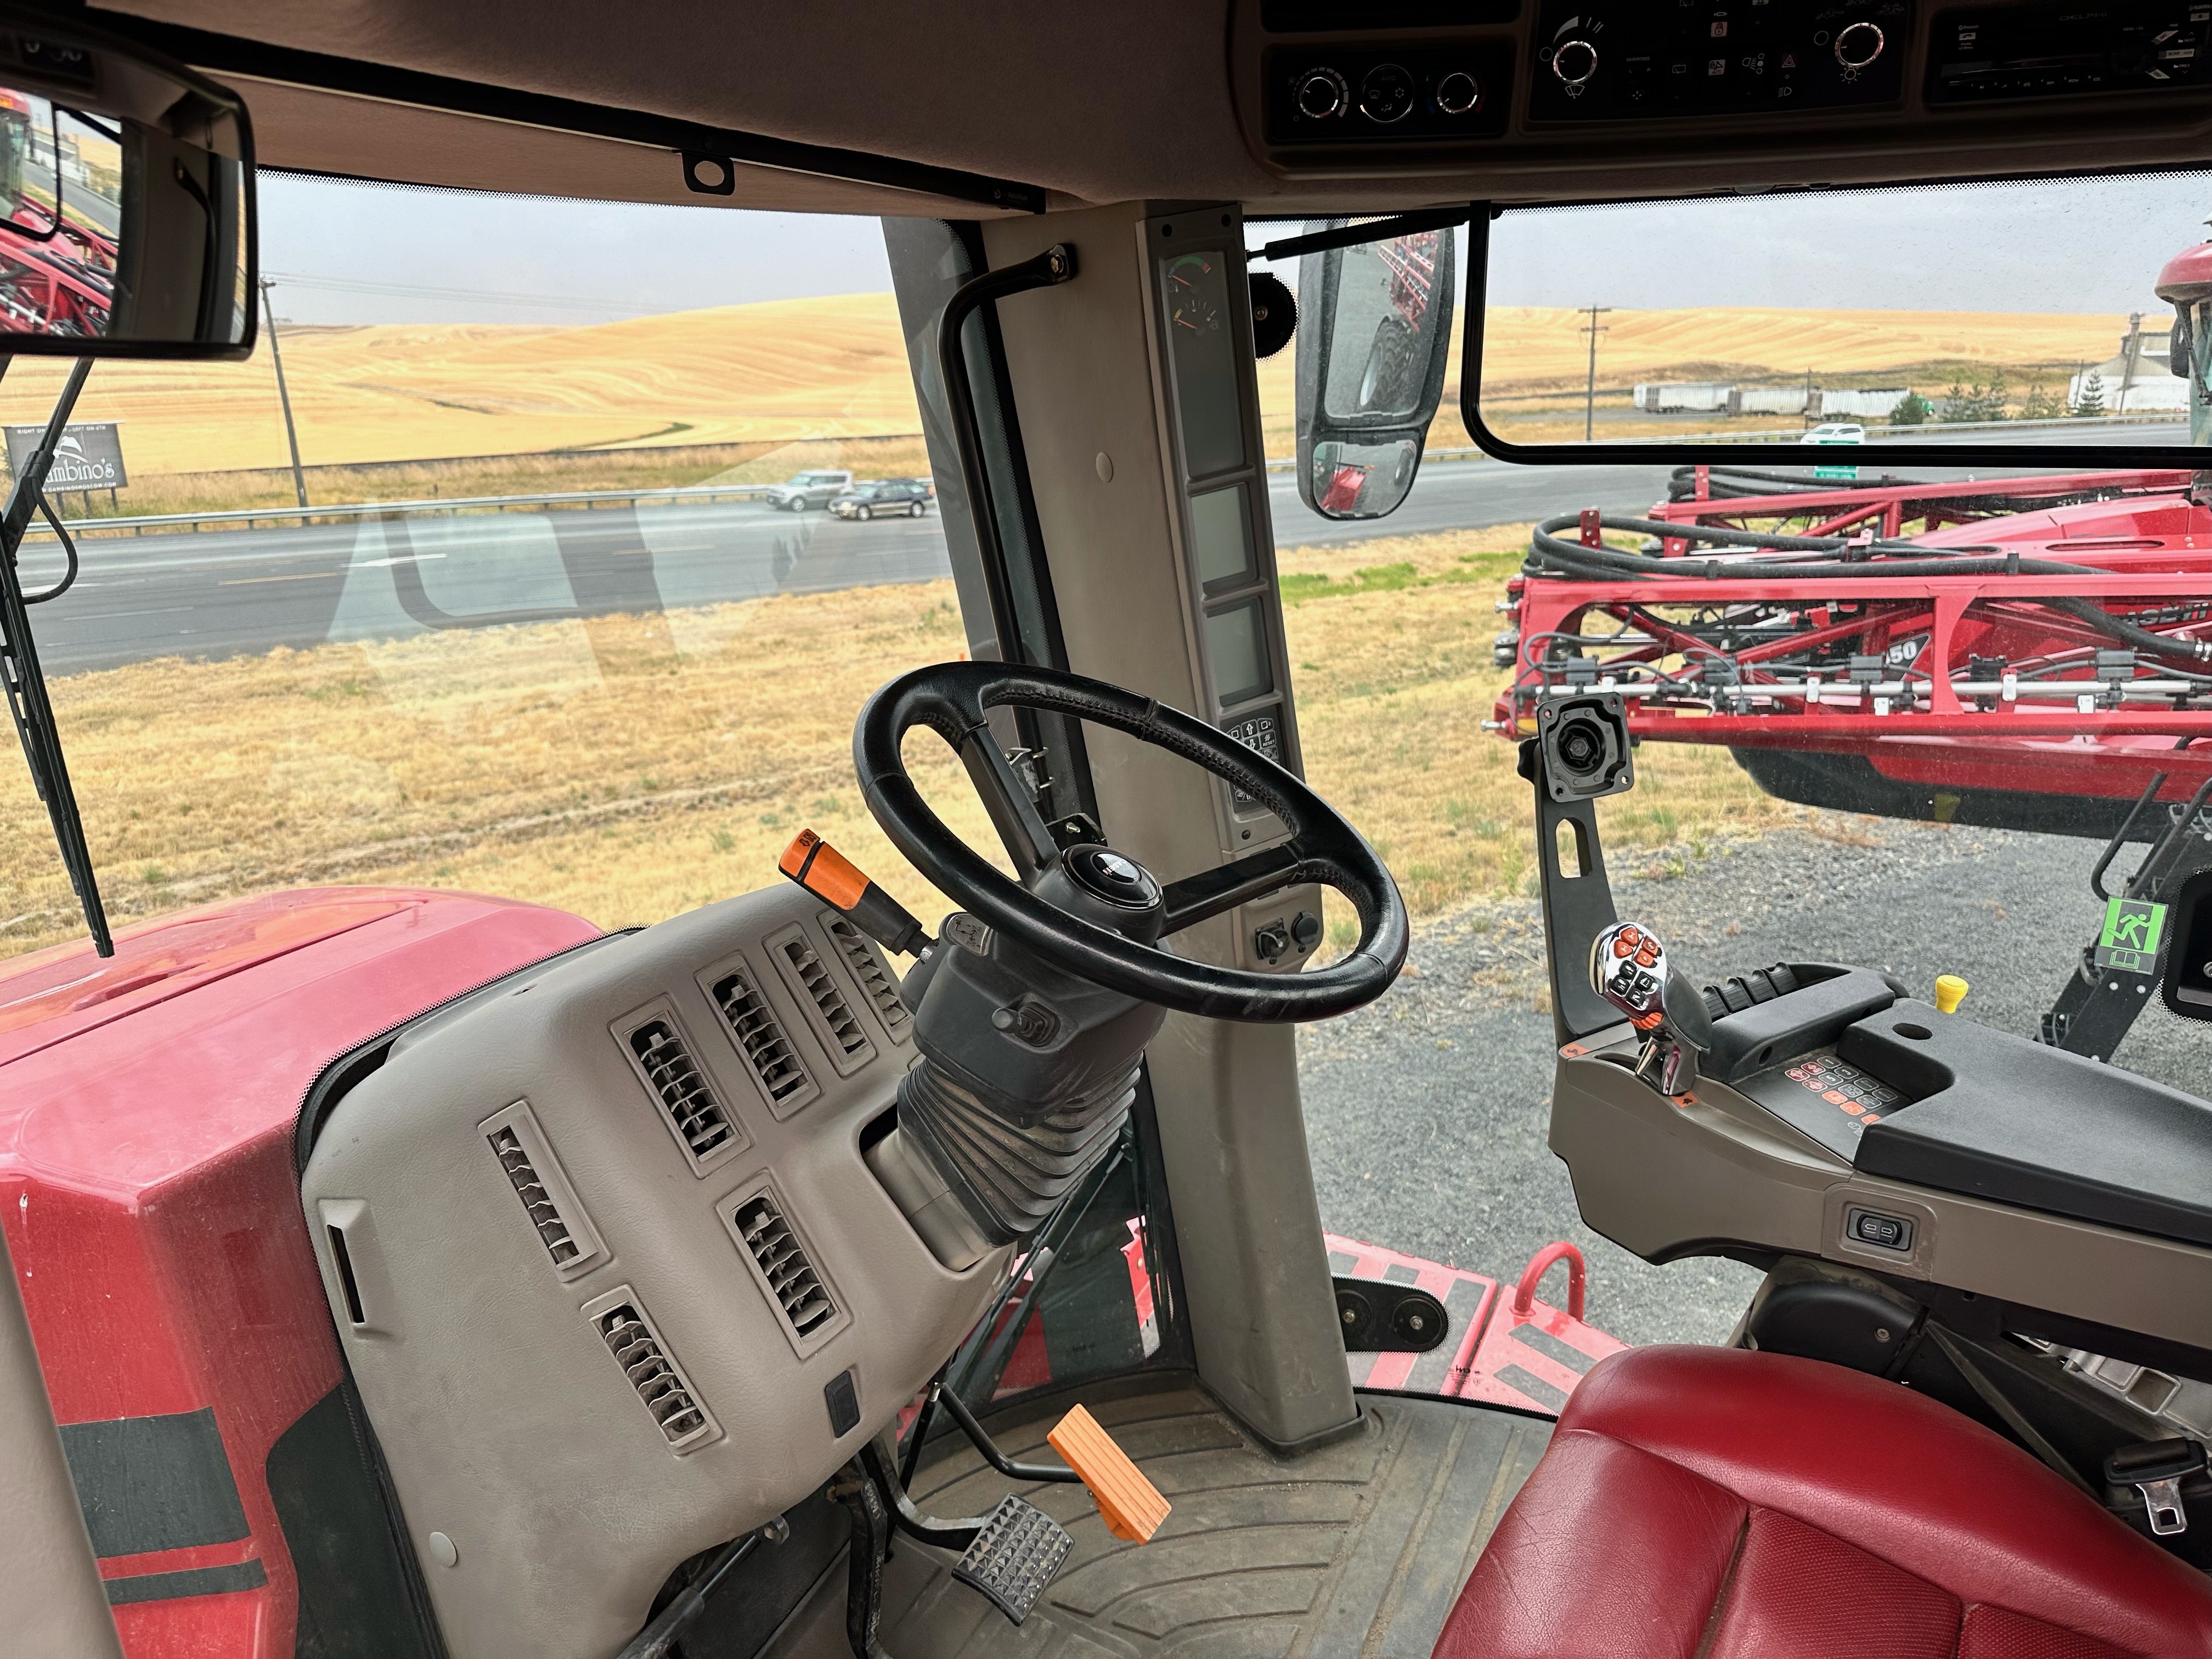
[1493,235,2212,1064]
[0,87,115,336]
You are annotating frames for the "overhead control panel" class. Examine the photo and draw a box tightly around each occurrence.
[1234,0,2212,189]
[1265,41,1515,144]
[1528,2,1914,121]
[1927,2,2212,104]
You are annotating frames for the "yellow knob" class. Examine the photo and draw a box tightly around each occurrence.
[1934,974,1969,1014]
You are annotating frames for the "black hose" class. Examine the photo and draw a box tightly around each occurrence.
[22,493,77,603]
[2047,595,2212,664]
[1529,511,2212,669]
[1666,464,1934,500]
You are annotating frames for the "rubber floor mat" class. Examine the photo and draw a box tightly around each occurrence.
[864,1381,1549,1659]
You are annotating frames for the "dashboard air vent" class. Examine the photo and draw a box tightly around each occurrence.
[708,960,818,1119]
[769,923,875,1075]
[478,1101,605,1279]
[490,1127,579,1266]
[731,1188,836,1339]
[584,1288,717,1451]
[825,915,911,1040]
[624,1013,739,1170]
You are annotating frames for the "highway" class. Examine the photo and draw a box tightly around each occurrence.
[19,421,2191,675]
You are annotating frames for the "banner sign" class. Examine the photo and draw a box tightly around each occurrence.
[4,421,127,490]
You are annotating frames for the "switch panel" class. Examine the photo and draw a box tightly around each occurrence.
[1844,1206,1916,1252]
[1528,1,1914,121]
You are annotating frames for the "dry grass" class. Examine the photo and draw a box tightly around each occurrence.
[1476,305,2130,395]
[0,294,930,476]
[2,526,1806,965]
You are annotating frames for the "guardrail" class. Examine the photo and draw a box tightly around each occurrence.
[20,480,792,539]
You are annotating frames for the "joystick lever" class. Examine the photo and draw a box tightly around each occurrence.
[1589,920,1713,1093]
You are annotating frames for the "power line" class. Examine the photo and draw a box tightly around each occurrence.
[261,270,661,316]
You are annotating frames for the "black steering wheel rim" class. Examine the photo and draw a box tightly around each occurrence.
[854,661,1408,1022]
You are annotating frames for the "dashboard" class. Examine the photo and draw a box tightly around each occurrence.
[299,883,1003,1659]
[1231,0,2212,196]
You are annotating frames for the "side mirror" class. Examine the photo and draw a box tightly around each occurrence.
[0,9,255,357]
[1294,223,1456,520]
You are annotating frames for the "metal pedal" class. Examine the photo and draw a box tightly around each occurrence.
[952,1495,1073,1625]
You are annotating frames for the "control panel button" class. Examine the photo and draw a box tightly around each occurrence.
[1553,38,1600,86]
[1295,66,1348,120]
[1359,63,1417,121]
[1845,1206,1915,1252]
[1435,69,1483,115]
[1835,20,1886,67]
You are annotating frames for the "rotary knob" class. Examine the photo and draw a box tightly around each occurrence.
[1435,69,1483,116]
[1835,21,1885,69]
[1295,67,1348,120]
[1551,38,1599,87]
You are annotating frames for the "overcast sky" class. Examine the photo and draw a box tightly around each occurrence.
[259,172,896,326]
[258,168,2212,329]
[1486,172,2212,314]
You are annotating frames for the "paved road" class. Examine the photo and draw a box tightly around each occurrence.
[32,420,2179,674]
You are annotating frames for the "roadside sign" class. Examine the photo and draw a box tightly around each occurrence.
[1812,463,1859,481]
[2093,895,2168,975]
[4,421,127,489]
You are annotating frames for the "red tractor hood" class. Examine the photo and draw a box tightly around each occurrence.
[0,884,599,1204]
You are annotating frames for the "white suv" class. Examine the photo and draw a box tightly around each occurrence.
[764,470,855,511]
[1799,422,1866,445]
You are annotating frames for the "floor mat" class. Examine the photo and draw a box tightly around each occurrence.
[824,1380,1550,1659]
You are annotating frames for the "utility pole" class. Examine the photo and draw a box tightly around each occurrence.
[1579,305,1612,441]
[2118,310,2145,417]
[259,279,308,509]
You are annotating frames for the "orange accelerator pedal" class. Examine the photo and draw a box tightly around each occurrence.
[777,829,930,956]
[1047,1404,1171,1543]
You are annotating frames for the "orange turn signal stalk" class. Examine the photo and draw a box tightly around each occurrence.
[778,830,931,956]
[1047,1404,1170,1543]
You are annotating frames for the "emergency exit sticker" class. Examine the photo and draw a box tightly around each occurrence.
[2094,896,2169,976]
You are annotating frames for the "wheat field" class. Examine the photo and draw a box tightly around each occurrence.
[0,293,2131,485]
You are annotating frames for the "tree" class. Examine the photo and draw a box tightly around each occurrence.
[1889,390,1932,426]
[2073,370,2107,419]
[1939,381,1973,424]
[1979,368,2011,420]
[2019,380,2061,421]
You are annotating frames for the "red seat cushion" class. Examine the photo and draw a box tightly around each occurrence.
[1435,1345,2212,1659]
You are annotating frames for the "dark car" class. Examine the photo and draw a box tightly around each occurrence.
[828,478,932,520]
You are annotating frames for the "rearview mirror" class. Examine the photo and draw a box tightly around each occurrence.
[1295,223,1457,520]
[0,10,254,357]
[1466,174,2212,469]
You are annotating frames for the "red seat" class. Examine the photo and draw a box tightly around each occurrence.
[1435,1345,2212,1659]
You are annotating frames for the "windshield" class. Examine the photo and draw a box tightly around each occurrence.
[1253,204,2211,1360]
[0,179,994,969]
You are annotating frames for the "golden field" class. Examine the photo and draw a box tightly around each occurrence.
[0,293,2137,490]
[1476,305,2132,396]
[0,525,1805,964]
[0,293,931,475]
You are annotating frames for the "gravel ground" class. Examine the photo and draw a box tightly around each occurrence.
[1297,810,2211,1350]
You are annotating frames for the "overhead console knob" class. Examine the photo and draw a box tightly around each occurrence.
[1435,69,1483,116]
[1295,67,1348,120]
[1551,38,1599,88]
[1835,21,1886,69]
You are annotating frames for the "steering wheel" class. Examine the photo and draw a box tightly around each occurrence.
[854,661,1408,1022]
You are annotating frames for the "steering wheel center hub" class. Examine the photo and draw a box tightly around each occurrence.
[1065,844,1161,910]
